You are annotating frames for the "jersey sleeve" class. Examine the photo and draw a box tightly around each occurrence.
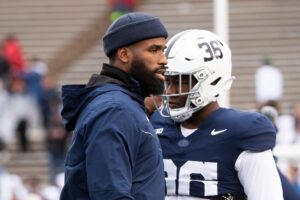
[238,113,276,151]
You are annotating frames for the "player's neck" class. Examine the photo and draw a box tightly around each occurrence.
[182,102,220,129]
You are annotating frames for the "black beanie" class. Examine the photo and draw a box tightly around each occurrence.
[103,12,168,57]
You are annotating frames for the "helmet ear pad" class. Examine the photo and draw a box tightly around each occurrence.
[162,29,234,121]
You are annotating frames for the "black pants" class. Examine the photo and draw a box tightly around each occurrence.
[16,119,28,152]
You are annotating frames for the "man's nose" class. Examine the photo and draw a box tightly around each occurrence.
[159,52,168,65]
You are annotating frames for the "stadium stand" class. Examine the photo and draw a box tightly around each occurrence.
[58,0,300,113]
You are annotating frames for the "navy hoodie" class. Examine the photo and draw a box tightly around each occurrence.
[59,64,165,200]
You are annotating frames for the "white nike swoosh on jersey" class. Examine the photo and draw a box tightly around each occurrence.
[211,129,227,135]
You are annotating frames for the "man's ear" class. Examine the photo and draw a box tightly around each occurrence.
[117,47,132,64]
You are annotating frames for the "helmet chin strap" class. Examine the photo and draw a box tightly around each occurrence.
[159,95,203,122]
[169,108,193,122]
[159,96,172,118]
[159,96,191,122]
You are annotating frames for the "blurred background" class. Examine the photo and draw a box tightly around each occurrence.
[0,0,300,199]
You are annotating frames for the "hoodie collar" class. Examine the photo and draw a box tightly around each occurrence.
[86,63,149,98]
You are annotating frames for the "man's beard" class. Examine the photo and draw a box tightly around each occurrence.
[130,59,164,95]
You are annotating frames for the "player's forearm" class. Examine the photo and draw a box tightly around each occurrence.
[236,150,284,200]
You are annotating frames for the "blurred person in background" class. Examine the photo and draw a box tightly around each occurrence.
[24,57,67,183]
[259,104,300,200]
[255,57,283,109]
[1,33,26,78]
[0,167,29,200]
[0,49,11,90]
[24,57,49,128]
[107,0,139,22]
[293,102,300,142]
[0,139,29,200]
[44,79,67,184]
[287,163,300,195]
[0,73,41,152]
[9,75,30,152]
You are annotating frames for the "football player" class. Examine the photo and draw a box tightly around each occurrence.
[150,29,284,199]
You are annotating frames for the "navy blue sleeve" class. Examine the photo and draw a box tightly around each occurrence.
[278,168,300,200]
[238,113,276,151]
[84,104,138,200]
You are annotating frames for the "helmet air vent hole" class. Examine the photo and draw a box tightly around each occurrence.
[210,77,221,86]
[195,97,202,104]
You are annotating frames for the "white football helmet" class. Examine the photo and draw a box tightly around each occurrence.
[160,29,234,122]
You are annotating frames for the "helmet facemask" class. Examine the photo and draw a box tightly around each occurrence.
[160,67,220,122]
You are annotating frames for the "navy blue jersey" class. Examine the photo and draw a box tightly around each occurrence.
[150,107,276,198]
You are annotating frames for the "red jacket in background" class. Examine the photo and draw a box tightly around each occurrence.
[2,39,26,76]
